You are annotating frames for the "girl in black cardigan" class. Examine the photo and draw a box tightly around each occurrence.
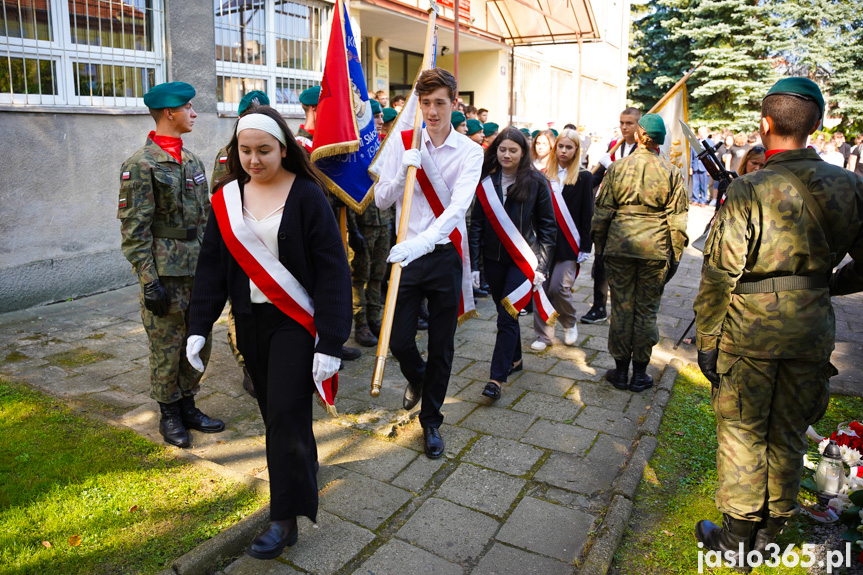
[532,128,594,350]
[468,127,557,400]
[186,106,351,560]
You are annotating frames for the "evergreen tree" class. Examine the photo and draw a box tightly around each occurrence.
[829,12,863,132]
[627,0,695,112]
[677,0,780,131]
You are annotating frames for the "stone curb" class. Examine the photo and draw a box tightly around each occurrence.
[578,358,683,575]
[169,506,270,575]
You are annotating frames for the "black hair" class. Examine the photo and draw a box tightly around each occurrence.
[214,105,326,193]
[481,127,545,204]
[761,95,821,141]
[564,123,577,130]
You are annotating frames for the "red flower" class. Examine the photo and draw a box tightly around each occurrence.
[851,421,863,436]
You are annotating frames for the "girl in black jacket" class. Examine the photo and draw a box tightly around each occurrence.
[468,127,557,400]
[532,128,594,350]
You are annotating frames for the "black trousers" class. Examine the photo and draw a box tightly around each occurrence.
[592,253,609,308]
[390,245,462,428]
[236,303,318,522]
[484,258,524,383]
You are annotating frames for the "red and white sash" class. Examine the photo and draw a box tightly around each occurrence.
[400,131,476,324]
[474,176,558,325]
[211,181,338,416]
[549,180,581,258]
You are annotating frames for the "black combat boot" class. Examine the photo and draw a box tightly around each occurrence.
[605,359,630,390]
[752,516,787,559]
[241,367,256,398]
[695,514,758,573]
[630,361,654,392]
[354,324,378,347]
[158,401,191,448]
[179,395,225,433]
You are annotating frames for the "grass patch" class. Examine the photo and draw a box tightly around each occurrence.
[44,347,112,368]
[0,378,267,575]
[4,351,28,363]
[611,365,863,574]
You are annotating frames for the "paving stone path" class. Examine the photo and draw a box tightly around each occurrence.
[2,205,861,575]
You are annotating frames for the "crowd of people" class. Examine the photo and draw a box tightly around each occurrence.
[116,72,863,568]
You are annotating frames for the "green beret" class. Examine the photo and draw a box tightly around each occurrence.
[382,107,397,123]
[482,122,499,137]
[764,77,824,119]
[550,129,559,138]
[531,130,540,138]
[451,110,466,127]
[466,119,483,135]
[143,81,195,109]
[299,86,321,106]
[520,128,531,136]
[370,99,382,115]
[238,90,269,116]
[638,113,666,145]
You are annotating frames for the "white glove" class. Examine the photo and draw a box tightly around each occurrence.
[533,271,546,291]
[312,352,340,384]
[397,149,422,184]
[599,153,613,169]
[186,335,206,372]
[577,252,592,264]
[387,233,436,267]
[471,271,481,290]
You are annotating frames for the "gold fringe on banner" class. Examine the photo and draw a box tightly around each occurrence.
[457,309,479,326]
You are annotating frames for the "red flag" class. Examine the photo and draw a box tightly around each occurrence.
[313,0,359,158]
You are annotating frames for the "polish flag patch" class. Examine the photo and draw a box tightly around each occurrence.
[121,171,131,180]
[219,156,228,164]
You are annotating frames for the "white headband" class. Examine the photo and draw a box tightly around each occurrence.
[236,113,287,146]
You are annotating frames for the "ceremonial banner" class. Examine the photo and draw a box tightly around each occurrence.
[311,0,379,213]
[653,82,690,188]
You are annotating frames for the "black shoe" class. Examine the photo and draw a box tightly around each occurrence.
[368,320,382,338]
[752,516,787,560]
[242,367,256,399]
[473,287,489,298]
[423,427,445,459]
[629,362,654,393]
[580,306,608,324]
[605,359,630,391]
[403,381,422,410]
[354,324,378,348]
[482,381,501,400]
[179,396,225,433]
[509,360,523,375]
[418,300,430,321]
[417,317,429,331]
[247,519,298,560]
[695,515,758,573]
[158,401,191,448]
[342,346,361,361]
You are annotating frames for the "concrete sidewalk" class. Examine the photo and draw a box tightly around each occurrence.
[2,205,861,575]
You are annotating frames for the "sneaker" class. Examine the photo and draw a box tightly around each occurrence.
[580,306,608,324]
[530,340,548,351]
[564,326,578,346]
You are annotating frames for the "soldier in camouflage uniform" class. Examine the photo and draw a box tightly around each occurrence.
[119,82,224,448]
[210,90,270,398]
[591,114,688,393]
[349,199,394,346]
[694,78,863,568]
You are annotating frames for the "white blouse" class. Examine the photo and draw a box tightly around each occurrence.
[243,205,284,304]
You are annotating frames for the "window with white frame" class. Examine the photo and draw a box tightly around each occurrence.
[1,0,165,107]
[512,56,539,124]
[549,66,574,125]
[214,0,329,115]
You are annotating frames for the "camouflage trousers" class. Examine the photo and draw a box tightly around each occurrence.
[712,352,834,521]
[604,256,667,364]
[351,225,390,326]
[139,276,212,403]
[226,302,245,368]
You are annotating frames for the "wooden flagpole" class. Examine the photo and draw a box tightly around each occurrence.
[371,0,440,397]
[591,60,704,173]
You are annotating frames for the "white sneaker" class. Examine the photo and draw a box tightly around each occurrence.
[564,326,578,346]
[530,340,548,351]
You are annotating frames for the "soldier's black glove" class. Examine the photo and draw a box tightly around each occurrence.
[348,228,368,253]
[143,280,170,317]
[697,348,720,387]
[664,260,680,286]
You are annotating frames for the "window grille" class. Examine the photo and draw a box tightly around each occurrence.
[1,0,166,107]
[214,0,329,115]
[512,56,539,123]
